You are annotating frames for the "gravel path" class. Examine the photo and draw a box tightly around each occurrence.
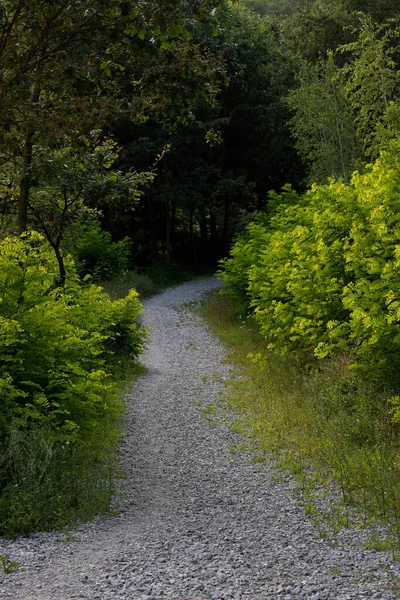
[1,277,400,600]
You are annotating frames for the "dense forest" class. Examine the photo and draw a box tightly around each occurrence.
[3,0,400,270]
[2,0,400,536]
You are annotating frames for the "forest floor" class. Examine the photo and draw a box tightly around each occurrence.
[0,277,399,600]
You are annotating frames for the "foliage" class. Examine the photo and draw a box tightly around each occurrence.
[218,213,272,314]
[340,16,400,159]
[0,232,145,535]
[115,2,302,267]
[24,134,153,284]
[202,291,400,545]
[341,0,400,22]
[76,224,131,281]
[219,142,400,383]
[282,0,354,62]
[244,0,308,17]
[0,231,144,431]
[0,0,226,233]
[286,52,360,184]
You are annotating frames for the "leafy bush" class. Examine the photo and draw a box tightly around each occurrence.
[218,216,271,315]
[76,224,131,281]
[0,231,145,535]
[248,181,355,355]
[219,141,400,380]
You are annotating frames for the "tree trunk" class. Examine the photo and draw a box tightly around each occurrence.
[209,207,217,261]
[17,133,34,234]
[147,194,159,263]
[54,244,66,287]
[17,82,40,235]
[170,196,176,262]
[223,194,230,256]
[190,211,197,266]
[200,205,208,245]
[165,198,171,264]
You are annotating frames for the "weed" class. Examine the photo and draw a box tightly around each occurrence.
[0,555,20,574]
[56,532,77,544]
[185,341,198,351]
[202,403,217,418]
[365,533,400,557]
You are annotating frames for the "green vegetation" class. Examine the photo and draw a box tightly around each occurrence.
[202,292,400,544]
[0,233,145,536]
[3,0,400,537]
[219,144,400,379]
[0,555,20,574]
[102,265,209,301]
[0,0,227,536]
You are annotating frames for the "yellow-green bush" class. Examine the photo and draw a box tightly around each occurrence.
[219,142,400,378]
[0,232,145,535]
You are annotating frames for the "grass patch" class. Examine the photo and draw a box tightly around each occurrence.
[201,292,400,547]
[101,271,162,300]
[102,264,214,300]
[0,417,120,538]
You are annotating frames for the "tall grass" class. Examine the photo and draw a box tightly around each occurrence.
[102,270,162,300]
[0,413,122,537]
[102,265,215,300]
[201,292,400,546]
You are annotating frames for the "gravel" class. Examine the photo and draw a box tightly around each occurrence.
[0,276,399,600]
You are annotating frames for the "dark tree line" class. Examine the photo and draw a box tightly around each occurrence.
[2,0,400,272]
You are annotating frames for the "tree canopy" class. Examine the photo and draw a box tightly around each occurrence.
[1,0,400,268]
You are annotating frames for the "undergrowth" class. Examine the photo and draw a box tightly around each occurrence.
[103,264,214,300]
[0,232,145,537]
[201,291,400,549]
[101,270,162,299]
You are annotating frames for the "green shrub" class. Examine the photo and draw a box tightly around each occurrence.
[218,186,301,316]
[219,141,400,380]
[218,217,270,315]
[0,231,145,535]
[248,180,355,355]
[76,224,131,281]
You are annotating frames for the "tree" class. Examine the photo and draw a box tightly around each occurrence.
[341,0,400,22]
[111,2,304,267]
[286,52,359,184]
[340,16,400,159]
[0,0,226,234]
[282,1,355,63]
[25,134,153,284]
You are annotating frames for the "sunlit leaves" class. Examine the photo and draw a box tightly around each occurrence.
[0,231,145,434]
[220,141,400,374]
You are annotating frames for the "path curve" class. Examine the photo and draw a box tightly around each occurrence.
[0,277,399,600]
